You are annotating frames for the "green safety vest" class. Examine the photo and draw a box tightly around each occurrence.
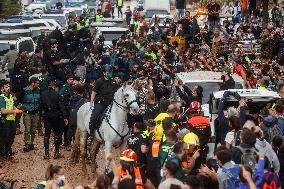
[141,130,150,139]
[134,21,140,34]
[75,22,82,30]
[84,18,90,27]
[38,76,44,82]
[0,94,15,121]
[95,14,103,22]
[117,0,123,6]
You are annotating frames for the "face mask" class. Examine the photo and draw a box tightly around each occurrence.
[106,72,113,79]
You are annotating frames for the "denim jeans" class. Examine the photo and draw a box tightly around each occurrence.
[177,9,185,19]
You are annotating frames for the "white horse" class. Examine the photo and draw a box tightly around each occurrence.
[72,81,141,174]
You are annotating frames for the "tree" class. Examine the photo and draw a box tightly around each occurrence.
[0,0,21,18]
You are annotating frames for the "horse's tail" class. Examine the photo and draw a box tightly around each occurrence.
[71,127,81,163]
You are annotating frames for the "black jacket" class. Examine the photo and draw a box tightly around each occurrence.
[40,88,67,118]
[176,0,186,9]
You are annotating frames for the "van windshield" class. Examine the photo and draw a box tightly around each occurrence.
[102,31,128,41]
[185,81,243,104]
[0,32,31,40]
[145,10,168,18]
[41,15,66,27]
[0,43,10,56]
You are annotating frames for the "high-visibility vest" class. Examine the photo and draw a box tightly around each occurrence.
[75,22,82,30]
[0,94,15,121]
[134,21,140,34]
[95,14,103,22]
[117,0,123,6]
[152,140,160,158]
[118,166,144,189]
[83,18,90,27]
[141,130,150,139]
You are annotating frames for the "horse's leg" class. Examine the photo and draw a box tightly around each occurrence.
[80,130,88,176]
[104,141,112,170]
[119,138,127,154]
[71,128,80,164]
[90,140,100,176]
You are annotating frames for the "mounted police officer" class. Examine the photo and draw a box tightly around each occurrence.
[46,39,71,82]
[89,65,119,136]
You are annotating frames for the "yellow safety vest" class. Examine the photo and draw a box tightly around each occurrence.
[134,21,140,34]
[96,14,103,22]
[84,18,90,27]
[0,94,15,121]
[75,22,82,30]
[117,0,123,6]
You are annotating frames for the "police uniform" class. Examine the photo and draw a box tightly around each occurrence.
[0,93,16,157]
[89,77,118,135]
[46,48,67,82]
[40,84,67,157]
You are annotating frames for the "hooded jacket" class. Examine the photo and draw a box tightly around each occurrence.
[255,138,280,173]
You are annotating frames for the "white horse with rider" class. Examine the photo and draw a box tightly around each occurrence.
[72,79,148,175]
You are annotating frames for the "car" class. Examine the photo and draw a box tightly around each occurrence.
[175,71,245,104]
[142,0,170,21]
[40,13,69,28]
[205,89,280,157]
[149,14,174,29]
[0,37,36,80]
[0,29,32,40]
[95,27,129,47]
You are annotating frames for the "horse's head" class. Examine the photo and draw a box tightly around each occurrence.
[120,84,140,115]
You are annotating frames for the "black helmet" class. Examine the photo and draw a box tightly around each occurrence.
[49,38,58,46]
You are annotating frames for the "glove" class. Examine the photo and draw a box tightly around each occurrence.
[90,101,94,110]
[63,59,70,64]
[14,108,23,114]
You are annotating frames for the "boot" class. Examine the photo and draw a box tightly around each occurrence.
[43,154,50,160]
[23,145,30,153]
[29,144,35,150]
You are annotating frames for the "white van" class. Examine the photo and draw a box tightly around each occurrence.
[40,13,68,28]
[143,0,170,21]
[25,3,49,12]
[0,37,36,80]
[95,27,129,47]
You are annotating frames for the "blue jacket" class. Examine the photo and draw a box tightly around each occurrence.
[238,159,264,189]
[20,87,41,112]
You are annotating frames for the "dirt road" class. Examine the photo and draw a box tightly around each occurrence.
[1,130,120,189]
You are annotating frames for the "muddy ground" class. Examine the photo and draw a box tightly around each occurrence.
[1,129,121,189]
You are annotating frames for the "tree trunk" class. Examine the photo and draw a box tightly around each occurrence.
[262,0,269,26]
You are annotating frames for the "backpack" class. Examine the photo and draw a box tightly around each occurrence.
[236,146,257,171]
[268,124,284,142]
[222,164,240,189]
[233,131,241,147]
[262,173,277,189]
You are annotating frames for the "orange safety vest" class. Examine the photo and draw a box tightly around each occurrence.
[151,140,161,158]
[182,156,193,168]
[118,166,144,189]
[188,116,210,131]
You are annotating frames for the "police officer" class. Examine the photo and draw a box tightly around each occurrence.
[89,65,119,136]
[0,80,22,159]
[46,39,71,82]
[40,79,68,159]
[95,9,103,22]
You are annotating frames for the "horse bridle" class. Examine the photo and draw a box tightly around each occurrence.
[113,87,138,112]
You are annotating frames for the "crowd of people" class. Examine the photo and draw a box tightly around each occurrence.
[0,0,284,189]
